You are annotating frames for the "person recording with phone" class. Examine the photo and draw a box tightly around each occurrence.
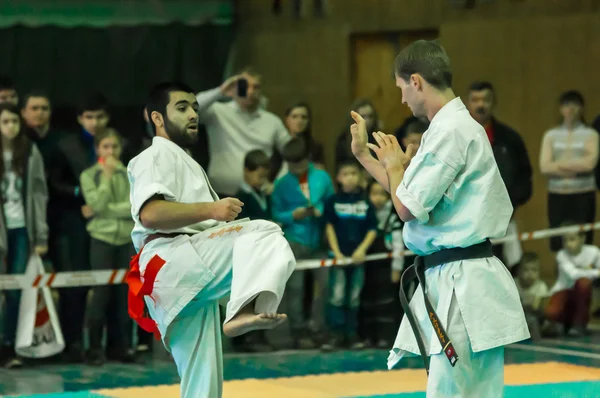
[195,67,291,197]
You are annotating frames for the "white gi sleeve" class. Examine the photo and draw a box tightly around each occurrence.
[557,250,600,281]
[128,149,179,224]
[593,246,600,269]
[396,128,465,224]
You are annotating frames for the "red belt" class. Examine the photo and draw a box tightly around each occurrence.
[125,241,167,341]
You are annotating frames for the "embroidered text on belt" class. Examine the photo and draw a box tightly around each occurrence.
[399,239,493,375]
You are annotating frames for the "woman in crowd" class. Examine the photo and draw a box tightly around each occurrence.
[80,129,135,365]
[273,102,324,181]
[0,103,48,368]
[539,90,599,251]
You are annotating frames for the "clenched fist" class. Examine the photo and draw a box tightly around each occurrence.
[211,198,244,221]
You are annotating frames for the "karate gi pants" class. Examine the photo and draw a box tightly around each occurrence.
[144,220,295,398]
[426,293,504,397]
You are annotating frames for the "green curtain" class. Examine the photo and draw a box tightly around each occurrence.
[0,0,233,28]
[0,24,235,107]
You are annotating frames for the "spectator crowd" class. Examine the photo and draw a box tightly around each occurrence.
[1,67,600,368]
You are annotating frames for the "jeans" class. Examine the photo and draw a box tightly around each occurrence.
[327,266,364,335]
[3,228,29,346]
[88,238,134,351]
[283,241,329,336]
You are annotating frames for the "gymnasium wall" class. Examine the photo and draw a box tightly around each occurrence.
[234,0,600,280]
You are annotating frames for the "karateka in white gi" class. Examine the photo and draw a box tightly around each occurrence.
[126,82,296,398]
[350,40,529,397]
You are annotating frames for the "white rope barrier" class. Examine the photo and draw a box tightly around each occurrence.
[1,221,599,291]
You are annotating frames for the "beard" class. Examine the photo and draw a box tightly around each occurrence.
[165,117,198,148]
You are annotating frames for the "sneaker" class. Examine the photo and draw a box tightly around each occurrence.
[541,321,562,338]
[107,347,137,363]
[567,326,590,338]
[296,336,317,350]
[63,343,85,363]
[321,334,344,352]
[86,349,105,366]
[0,345,23,369]
[346,335,367,350]
[376,339,391,350]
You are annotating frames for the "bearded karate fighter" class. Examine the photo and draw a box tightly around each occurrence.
[350,40,529,397]
[126,82,296,398]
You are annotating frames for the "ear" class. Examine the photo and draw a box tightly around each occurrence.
[412,74,424,91]
[150,111,164,131]
[77,115,83,125]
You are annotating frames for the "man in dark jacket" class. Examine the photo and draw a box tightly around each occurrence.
[467,81,533,267]
[22,91,93,363]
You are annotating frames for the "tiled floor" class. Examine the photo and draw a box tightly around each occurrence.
[2,335,600,397]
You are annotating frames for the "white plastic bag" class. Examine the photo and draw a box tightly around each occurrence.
[15,254,65,358]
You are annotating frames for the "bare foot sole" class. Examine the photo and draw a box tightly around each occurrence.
[223,313,287,338]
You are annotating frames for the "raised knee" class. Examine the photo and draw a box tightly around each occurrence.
[252,219,282,234]
[575,278,592,292]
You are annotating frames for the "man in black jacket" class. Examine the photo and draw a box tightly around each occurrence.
[467,81,533,268]
[22,91,92,363]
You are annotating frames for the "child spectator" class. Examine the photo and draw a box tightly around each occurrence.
[236,149,272,221]
[321,160,378,351]
[544,223,600,337]
[272,137,335,349]
[0,103,48,368]
[232,149,274,352]
[360,180,404,349]
[514,252,548,341]
[400,119,427,153]
[80,130,135,365]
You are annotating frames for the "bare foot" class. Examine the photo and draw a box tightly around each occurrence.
[223,312,287,338]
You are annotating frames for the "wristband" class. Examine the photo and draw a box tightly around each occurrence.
[74,186,80,197]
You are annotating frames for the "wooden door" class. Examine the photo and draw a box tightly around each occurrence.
[352,31,438,134]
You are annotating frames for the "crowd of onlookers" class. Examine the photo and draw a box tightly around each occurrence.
[0,66,600,368]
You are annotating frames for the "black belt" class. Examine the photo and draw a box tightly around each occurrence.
[399,239,493,375]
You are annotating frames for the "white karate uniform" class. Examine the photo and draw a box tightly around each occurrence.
[389,98,530,397]
[128,137,296,398]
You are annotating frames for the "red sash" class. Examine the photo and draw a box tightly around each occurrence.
[125,250,165,341]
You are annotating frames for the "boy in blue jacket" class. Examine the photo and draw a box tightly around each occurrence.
[272,138,334,348]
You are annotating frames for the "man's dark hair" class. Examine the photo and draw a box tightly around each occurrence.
[146,81,195,134]
[21,90,50,109]
[405,119,429,135]
[235,66,262,80]
[394,40,452,90]
[520,252,539,266]
[469,81,494,93]
[78,92,108,115]
[0,76,15,91]
[282,137,308,163]
[559,90,584,107]
[336,158,361,174]
[244,149,270,171]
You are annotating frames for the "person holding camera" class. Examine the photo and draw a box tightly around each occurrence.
[195,68,291,197]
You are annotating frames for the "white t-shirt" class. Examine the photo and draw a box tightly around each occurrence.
[196,88,291,195]
[2,151,25,229]
[550,245,600,294]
